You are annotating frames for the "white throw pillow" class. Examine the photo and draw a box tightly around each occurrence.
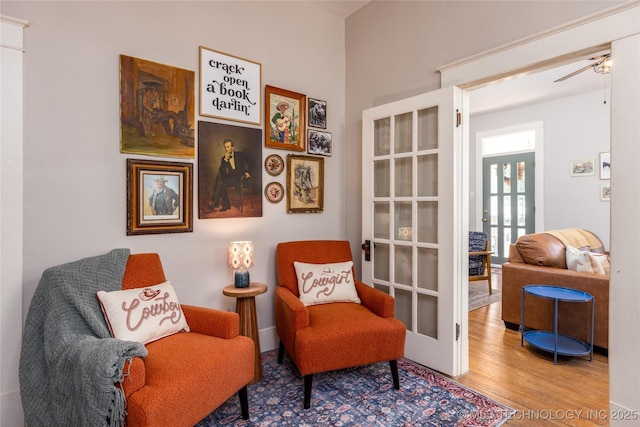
[97,280,190,344]
[294,261,361,306]
[566,245,610,275]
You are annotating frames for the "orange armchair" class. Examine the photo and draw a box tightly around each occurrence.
[120,253,255,427]
[275,240,406,409]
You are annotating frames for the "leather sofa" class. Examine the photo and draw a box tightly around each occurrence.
[501,230,609,351]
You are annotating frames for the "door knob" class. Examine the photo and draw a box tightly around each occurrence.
[482,218,488,222]
[361,240,371,262]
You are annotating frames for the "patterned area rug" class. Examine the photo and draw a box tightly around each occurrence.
[469,281,502,311]
[197,350,513,426]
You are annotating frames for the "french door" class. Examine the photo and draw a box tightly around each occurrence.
[361,87,466,376]
[482,152,535,264]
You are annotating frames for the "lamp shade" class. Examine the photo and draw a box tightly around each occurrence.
[228,241,254,270]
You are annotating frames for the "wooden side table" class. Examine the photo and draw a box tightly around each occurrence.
[223,282,268,384]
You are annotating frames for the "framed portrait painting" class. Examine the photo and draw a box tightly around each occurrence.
[127,159,193,235]
[265,85,306,152]
[197,121,263,219]
[286,154,324,213]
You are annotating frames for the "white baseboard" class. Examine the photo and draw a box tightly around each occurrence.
[259,326,278,353]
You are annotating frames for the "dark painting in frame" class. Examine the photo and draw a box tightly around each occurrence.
[308,98,327,129]
[198,121,263,219]
[127,159,193,235]
[286,154,324,213]
[120,55,195,158]
[265,85,306,152]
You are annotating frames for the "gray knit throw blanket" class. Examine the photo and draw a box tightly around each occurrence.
[20,248,147,427]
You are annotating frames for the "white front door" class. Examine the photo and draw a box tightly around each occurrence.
[361,87,467,376]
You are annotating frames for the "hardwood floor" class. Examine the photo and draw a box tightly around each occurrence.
[456,269,609,426]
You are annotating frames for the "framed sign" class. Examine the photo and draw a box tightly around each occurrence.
[200,46,262,125]
[127,159,193,235]
[265,85,306,152]
[286,154,323,213]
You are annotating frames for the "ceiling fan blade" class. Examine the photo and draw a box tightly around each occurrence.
[554,63,595,82]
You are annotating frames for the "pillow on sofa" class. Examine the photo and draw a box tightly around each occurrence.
[97,280,190,344]
[566,245,610,275]
[294,261,361,306]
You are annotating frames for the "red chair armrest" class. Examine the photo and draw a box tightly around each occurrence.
[274,286,309,330]
[121,356,145,399]
[355,281,395,318]
[181,304,240,339]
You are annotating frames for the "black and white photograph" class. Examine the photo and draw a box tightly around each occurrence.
[308,98,327,129]
[307,129,332,157]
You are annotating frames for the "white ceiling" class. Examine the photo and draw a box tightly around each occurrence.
[470,58,611,115]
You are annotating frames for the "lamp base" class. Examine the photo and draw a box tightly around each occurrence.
[234,270,250,288]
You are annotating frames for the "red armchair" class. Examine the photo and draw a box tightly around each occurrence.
[120,253,255,427]
[275,240,406,409]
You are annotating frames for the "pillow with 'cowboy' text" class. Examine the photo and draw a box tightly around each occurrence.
[97,280,190,344]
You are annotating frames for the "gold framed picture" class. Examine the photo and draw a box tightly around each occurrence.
[265,85,306,152]
[286,154,324,213]
[127,159,193,235]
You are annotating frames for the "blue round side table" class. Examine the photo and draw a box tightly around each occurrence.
[520,285,594,364]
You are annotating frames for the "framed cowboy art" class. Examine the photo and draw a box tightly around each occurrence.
[265,85,306,152]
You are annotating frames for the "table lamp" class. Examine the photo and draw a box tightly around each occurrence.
[228,241,254,288]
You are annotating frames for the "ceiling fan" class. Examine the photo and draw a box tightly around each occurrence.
[554,54,612,83]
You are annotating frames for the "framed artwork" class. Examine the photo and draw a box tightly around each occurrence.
[264,182,284,203]
[199,46,262,125]
[601,184,611,201]
[265,85,306,152]
[599,151,610,179]
[570,159,595,177]
[308,98,327,129]
[197,121,262,219]
[120,55,195,159]
[286,154,324,213]
[307,129,332,156]
[264,154,284,176]
[126,159,193,235]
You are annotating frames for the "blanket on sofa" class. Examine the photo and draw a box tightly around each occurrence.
[20,248,147,427]
[545,228,602,251]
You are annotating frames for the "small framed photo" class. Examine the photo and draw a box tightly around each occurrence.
[600,184,611,201]
[599,152,610,180]
[308,98,327,129]
[264,182,284,203]
[127,159,193,235]
[307,130,332,157]
[265,85,306,152]
[570,159,595,177]
[264,154,284,176]
[286,154,324,213]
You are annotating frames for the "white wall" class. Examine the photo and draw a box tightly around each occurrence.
[470,90,611,248]
[0,3,347,422]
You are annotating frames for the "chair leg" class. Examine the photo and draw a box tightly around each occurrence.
[390,360,400,389]
[238,385,249,420]
[304,375,313,409]
[278,341,285,364]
